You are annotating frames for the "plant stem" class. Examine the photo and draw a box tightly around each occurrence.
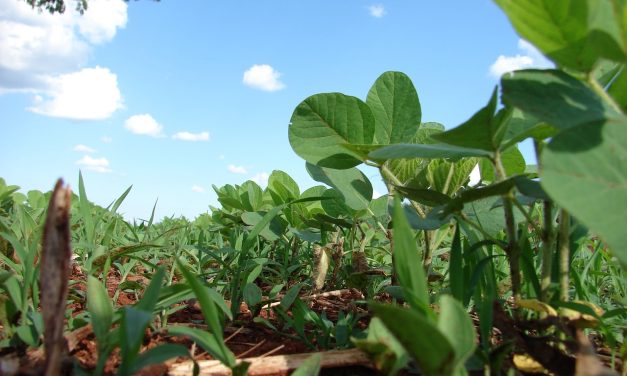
[558,209,571,302]
[540,200,555,302]
[493,151,522,307]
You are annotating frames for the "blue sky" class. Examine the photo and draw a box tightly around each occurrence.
[0,0,551,220]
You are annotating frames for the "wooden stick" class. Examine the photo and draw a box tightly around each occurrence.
[169,348,373,376]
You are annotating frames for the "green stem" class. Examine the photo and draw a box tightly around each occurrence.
[588,73,623,114]
[558,209,571,302]
[493,151,522,307]
[540,201,555,302]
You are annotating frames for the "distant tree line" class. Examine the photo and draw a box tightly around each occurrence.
[24,0,158,14]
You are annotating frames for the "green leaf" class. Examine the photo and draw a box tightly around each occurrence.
[501,69,620,130]
[352,317,409,375]
[130,344,191,374]
[394,187,451,207]
[242,205,284,251]
[479,146,526,182]
[449,226,464,303]
[87,276,113,346]
[494,0,623,71]
[243,283,263,307]
[306,163,373,211]
[607,65,627,113]
[241,211,287,242]
[370,302,456,376]
[392,197,429,314]
[280,283,302,310]
[168,325,236,367]
[367,71,421,144]
[540,118,627,269]
[267,170,300,204]
[432,88,506,151]
[436,295,477,374]
[289,93,375,169]
[120,307,153,368]
[134,266,165,313]
[369,143,492,161]
[292,354,322,376]
[422,158,478,195]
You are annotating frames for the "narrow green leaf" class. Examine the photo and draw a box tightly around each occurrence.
[367,71,421,144]
[449,225,464,302]
[134,266,165,313]
[370,302,456,376]
[168,325,235,367]
[130,344,191,374]
[289,93,375,169]
[120,307,153,367]
[392,197,429,313]
[87,276,113,345]
[292,354,322,376]
[436,295,477,373]
[280,283,302,310]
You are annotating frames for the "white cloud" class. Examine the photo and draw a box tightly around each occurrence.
[489,39,554,78]
[76,155,111,173]
[191,185,205,193]
[124,114,164,137]
[101,136,112,143]
[228,164,248,174]
[28,66,122,120]
[73,144,96,153]
[368,5,386,18]
[243,64,285,92]
[172,131,210,142]
[0,0,127,94]
[372,189,385,199]
[251,172,270,187]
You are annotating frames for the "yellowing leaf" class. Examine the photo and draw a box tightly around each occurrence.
[516,298,558,316]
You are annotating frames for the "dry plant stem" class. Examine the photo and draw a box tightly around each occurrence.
[169,348,372,376]
[558,209,571,302]
[493,151,522,308]
[540,200,555,302]
[40,179,72,376]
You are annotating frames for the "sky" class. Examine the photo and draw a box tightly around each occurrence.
[0,0,552,221]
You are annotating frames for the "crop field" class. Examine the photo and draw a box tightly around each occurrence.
[1,1,627,375]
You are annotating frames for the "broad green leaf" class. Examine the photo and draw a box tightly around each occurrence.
[436,295,477,373]
[241,211,287,241]
[87,276,113,346]
[500,108,556,149]
[292,354,322,376]
[541,118,627,269]
[586,0,627,63]
[241,181,263,211]
[289,93,375,169]
[320,189,355,219]
[394,186,451,207]
[392,197,429,313]
[462,197,524,237]
[422,158,478,195]
[494,0,620,71]
[369,143,492,161]
[403,205,453,231]
[306,163,373,211]
[243,283,263,307]
[370,302,456,376]
[242,205,284,251]
[501,70,619,130]
[131,344,191,374]
[479,146,526,182]
[267,170,300,204]
[367,71,421,144]
[432,88,507,151]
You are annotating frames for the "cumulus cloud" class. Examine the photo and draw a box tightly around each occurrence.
[172,131,210,142]
[228,164,248,174]
[191,185,205,193]
[243,64,285,92]
[0,0,127,119]
[73,144,96,153]
[76,155,111,173]
[124,114,164,137]
[368,5,386,18]
[489,39,554,78]
[28,67,122,120]
[251,172,270,187]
